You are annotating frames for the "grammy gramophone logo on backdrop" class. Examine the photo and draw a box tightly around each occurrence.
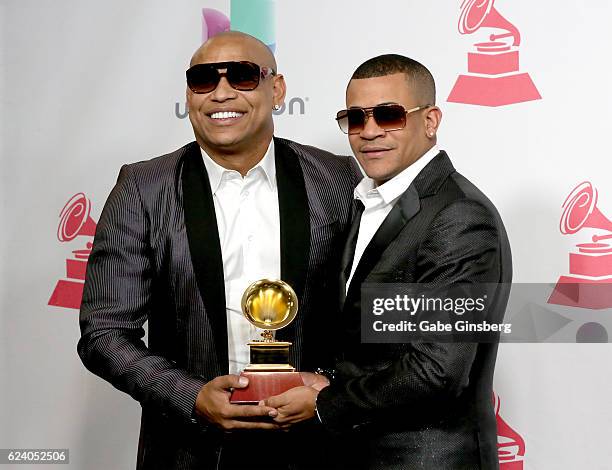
[494,392,526,469]
[48,193,98,310]
[447,0,541,107]
[548,182,612,310]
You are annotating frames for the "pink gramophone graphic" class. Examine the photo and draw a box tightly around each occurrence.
[494,392,526,469]
[447,0,541,107]
[548,182,612,309]
[48,193,97,310]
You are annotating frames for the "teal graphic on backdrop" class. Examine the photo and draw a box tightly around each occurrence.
[202,0,275,52]
[232,0,276,52]
[175,0,309,118]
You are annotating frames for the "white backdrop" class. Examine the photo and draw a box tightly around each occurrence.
[2,0,612,468]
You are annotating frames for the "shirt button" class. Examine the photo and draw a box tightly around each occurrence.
[242,190,249,198]
[247,235,254,242]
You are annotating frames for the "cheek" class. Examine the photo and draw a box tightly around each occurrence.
[187,104,201,129]
[348,136,360,154]
[249,104,274,130]
[244,91,270,113]
[354,155,367,170]
[187,95,205,117]
[186,91,196,107]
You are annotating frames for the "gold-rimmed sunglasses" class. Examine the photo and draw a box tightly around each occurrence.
[336,103,431,134]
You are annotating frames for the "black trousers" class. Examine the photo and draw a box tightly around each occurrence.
[217,422,343,470]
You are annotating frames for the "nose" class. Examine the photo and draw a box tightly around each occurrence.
[210,75,237,102]
[359,112,386,140]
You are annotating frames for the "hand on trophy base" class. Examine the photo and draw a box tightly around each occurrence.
[263,385,320,427]
[300,371,330,391]
[194,375,280,431]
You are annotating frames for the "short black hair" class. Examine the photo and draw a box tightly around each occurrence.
[351,54,436,105]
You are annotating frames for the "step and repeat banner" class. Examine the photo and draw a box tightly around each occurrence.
[2,0,612,468]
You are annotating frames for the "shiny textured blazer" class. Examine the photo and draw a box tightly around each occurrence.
[317,151,512,470]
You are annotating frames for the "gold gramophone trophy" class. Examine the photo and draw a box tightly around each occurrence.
[230,279,304,404]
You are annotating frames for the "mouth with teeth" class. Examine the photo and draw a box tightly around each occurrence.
[208,110,245,123]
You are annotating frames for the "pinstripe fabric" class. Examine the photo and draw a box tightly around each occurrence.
[78,138,361,469]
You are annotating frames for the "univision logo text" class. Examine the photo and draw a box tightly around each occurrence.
[175,96,309,119]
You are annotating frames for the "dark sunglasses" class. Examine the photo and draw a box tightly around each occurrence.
[186,61,276,94]
[335,103,431,135]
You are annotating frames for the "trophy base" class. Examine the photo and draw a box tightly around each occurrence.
[447,72,541,107]
[569,250,612,277]
[499,460,524,470]
[48,279,85,309]
[229,371,304,404]
[548,276,612,310]
[244,363,295,372]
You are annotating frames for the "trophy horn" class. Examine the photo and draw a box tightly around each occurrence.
[560,182,612,237]
[493,392,526,461]
[57,193,97,242]
[241,279,298,332]
[458,0,521,46]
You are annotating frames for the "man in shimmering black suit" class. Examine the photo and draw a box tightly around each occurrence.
[266,54,512,470]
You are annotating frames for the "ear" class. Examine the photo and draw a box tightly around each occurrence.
[272,73,287,108]
[424,106,442,138]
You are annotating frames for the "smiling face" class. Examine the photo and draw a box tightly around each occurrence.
[186,33,286,160]
[346,73,440,185]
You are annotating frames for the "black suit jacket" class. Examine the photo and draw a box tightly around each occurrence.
[77,138,361,469]
[316,151,512,470]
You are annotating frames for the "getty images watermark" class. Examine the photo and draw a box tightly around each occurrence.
[361,283,612,343]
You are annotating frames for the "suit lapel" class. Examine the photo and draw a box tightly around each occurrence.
[339,200,364,300]
[345,185,421,303]
[181,143,229,372]
[344,151,455,306]
[273,138,310,341]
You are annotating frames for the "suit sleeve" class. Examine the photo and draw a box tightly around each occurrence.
[316,199,502,431]
[77,164,206,423]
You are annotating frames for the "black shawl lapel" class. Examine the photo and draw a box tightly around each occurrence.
[181,142,229,372]
[340,201,364,279]
[339,200,364,302]
[273,138,310,341]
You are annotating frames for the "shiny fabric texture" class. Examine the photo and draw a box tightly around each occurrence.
[317,151,512,470]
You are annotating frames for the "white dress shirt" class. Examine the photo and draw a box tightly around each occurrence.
[346,145,441,291]
[200,140,280,374]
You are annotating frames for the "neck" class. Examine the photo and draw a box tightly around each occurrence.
[199,134,273,176]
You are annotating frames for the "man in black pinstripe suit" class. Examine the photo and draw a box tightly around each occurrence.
[78,31,360,469]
